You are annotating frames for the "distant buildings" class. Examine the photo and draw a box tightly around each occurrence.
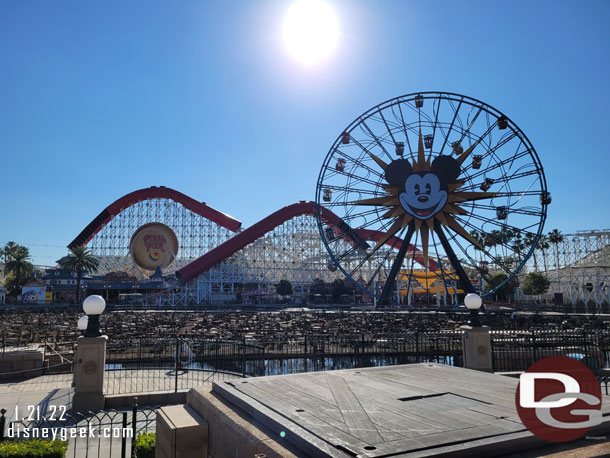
[21,278,50,304]
[36,268,165,304]
[40,268,91,303]
[0,267,167,305]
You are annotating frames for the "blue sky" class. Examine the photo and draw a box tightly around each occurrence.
[1,0,609,265]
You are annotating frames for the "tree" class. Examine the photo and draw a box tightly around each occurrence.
[331,279,350,302]
[310,279,328,296]
[524,232,539,271]
[57,246,100,304]
[3,244,33,296]
[489,229,503,257]
[511,230,525,257]
[469,230,485,264]
[536,235,550,272]
[486,273,513,302]
[521,272,551,298]
[548,229,563,269]
[4,253,33,296]
[548,229,564,293]
[276,279,293,298]
[3,274,18,296]
[499,226,514,246]
[1,241,20,264]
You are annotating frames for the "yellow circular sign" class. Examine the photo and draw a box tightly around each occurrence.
[129,223,179,271]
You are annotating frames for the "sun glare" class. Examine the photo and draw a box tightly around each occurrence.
[282,0,339,66]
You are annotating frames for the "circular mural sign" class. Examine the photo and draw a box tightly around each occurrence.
[129,222,179,271]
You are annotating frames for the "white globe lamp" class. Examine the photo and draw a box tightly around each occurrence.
[83,295,106,315]
[464,293,483,326]
[77,315,88,332]
[464,293,482,310]
[82,295,106,337]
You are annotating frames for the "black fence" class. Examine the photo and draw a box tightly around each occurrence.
[104,338,258,394]
[2,330,609,396]
[103,332,464,394]
[491,329,610,372]
[0,399,156,458]
[256,332,463,376]
[0,333,463,395]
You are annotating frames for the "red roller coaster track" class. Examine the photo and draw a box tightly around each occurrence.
[177,201,436,282]
[69,187,436,283]
[68,186,242,249]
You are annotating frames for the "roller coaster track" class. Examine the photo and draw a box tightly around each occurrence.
[68,187,436,284]
[68,186,242,248]
[177,201,436,282]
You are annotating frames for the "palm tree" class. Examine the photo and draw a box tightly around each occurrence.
[548,229,564,292]
[536,235,550,272]
[4,249,33,295]
[1,242,26,265]
[489,229,503,259]
[524,232,539,271]
[510,236,524,269]
[499,226,513,245]
[548,229,564,269]
[57,246,100,304]
[1,242,18,264]
[470,230,484,252]
[506,229,522,254]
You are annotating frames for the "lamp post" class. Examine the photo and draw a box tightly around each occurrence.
[72,295,107,412]
[464,293,483,327]
[460,292,492,371]
[83,295,105,337]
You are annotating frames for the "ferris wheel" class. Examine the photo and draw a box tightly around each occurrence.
[315,92,549,305]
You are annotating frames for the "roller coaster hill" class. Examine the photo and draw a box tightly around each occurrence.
[65,186,610,310]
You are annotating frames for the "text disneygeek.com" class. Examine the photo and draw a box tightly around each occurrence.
[7,425,133,441]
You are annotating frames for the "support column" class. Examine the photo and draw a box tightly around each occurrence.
[460,325,492,372]
[72,335,107,412]
[380,222,415,305]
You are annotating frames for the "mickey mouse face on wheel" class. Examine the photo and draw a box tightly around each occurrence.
[385,156,461,220]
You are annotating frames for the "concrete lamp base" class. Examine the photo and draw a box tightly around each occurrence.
[72,335,107,413]
[460,325,493,372]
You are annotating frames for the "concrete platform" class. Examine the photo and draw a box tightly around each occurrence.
[199,364,610,457]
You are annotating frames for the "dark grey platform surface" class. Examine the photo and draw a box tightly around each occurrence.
[212,363,610,457]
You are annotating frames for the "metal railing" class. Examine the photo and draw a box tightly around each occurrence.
[490,329,610,372]
[0,332,464,394]
[3,330,607,394]
[102,332,463,394]
[254,332,463,376]
[0,398,157,458]
[104,337,252,394]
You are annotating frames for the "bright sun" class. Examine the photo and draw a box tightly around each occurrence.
[282,0,339,66]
